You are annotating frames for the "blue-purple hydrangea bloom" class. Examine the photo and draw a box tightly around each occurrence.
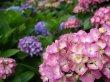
[58,21,65,32]
[21,3,36,13]
[18,36,43,56]
[22,3,33,9]
[34,21,50,36]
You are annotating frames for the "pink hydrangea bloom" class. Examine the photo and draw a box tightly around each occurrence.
[39,25,110,82]
[73,0,109,13]
[0,58,16,79]
[27,0,34,3]
[64,18,81,28]
[73,5,85,13]
[78,0,92,9]
[91,7,110,27]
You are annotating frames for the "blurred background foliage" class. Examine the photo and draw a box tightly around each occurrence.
[0,0,110,82]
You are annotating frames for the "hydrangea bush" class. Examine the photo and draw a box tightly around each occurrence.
[0,0,110,82]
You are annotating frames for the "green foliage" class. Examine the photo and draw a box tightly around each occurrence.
[83,17,92,30]
[0,49,19,57]
[11,71,34,82]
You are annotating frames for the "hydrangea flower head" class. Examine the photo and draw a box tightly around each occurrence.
[64,17,81,28]
[73,5,85,13]
[34,21,50,36]
[0,58,16,79]
[39,25,110,82]
[18,36,43,56]
[91,7,110,27]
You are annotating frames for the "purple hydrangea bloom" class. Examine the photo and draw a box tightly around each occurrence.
[18,36,43,56]
[34,21,50,36]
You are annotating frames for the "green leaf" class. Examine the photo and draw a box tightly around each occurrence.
[78,80,81,82]
[16,52,27,60]
[11,71,34,82]
[0,28,16,44]
[18,24,26,32]
[0,49,20,57]
[11,76,22,82]
[18,63,37,73]
[4,28,16,38]
[46,35,53,44]
[38,35,53,48]
[20,71,34,82]
[0,13,10,35]
[6,10,25,27]
[0,80,4,82]
[83,18,92,30]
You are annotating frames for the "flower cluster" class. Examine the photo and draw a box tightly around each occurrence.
[64,17,81,28]
[34,21,50,36]
[38,0,73,9]
[18,36,43,57]
[91,7,110,28]
[39,25,110,82]
[0,58,16,79]
[73,5,85,13]
[73,0,109,13]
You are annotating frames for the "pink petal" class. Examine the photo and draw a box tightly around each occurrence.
[87,58,103,70]
[80,71,95,82]
[102,62,110,79]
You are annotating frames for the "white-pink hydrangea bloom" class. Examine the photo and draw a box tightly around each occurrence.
[64,18,81,28]
[91,7,110,27]
[39,25,110,82]
[0,58,16,79]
